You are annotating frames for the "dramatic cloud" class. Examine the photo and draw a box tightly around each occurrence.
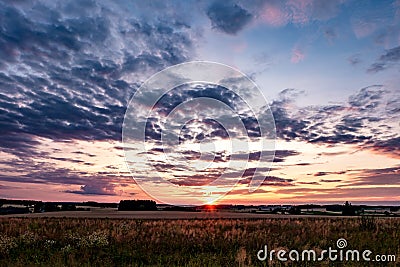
[0,1,398,202]
[0,1,199,198]
[271,86,400,159]
[0,1,195,158]
[206,2,253,34]
[270,89,309,141]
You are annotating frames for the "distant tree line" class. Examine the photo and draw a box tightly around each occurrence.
[118,200,157,211]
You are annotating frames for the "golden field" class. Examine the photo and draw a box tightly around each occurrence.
[0,216,399,266]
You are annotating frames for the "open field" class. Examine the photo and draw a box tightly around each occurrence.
[0,216,399,266]
[1,209,356,219]
[3,208,399,219]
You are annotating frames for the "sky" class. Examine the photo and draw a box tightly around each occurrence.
[0,0,399,205]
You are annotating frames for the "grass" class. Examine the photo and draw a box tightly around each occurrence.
[0,217,399,266]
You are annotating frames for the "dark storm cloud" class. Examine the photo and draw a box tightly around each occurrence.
[206,1,253,35]
[368,45,400,72]
[0,1,195,158]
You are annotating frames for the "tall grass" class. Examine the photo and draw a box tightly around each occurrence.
[0,217,398,266]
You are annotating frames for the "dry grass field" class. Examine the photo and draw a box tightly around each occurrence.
[0,215,399,266]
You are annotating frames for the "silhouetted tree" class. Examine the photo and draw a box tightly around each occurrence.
[118,200,157,211]
[61,204,76,211]
[342,201,356,216]
[34,202,44,213]
[288,206,301,215]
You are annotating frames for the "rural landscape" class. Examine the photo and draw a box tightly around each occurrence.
[1,0,400,266]
[1,199,399,266]
[1,214,399,266]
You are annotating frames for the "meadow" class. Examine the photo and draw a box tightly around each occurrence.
[0,216,399,266]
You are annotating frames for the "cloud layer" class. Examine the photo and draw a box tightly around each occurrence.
[0,1,398,202]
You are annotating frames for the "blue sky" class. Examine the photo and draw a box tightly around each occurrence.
[0,0,399,204]
[198,0,400,105]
